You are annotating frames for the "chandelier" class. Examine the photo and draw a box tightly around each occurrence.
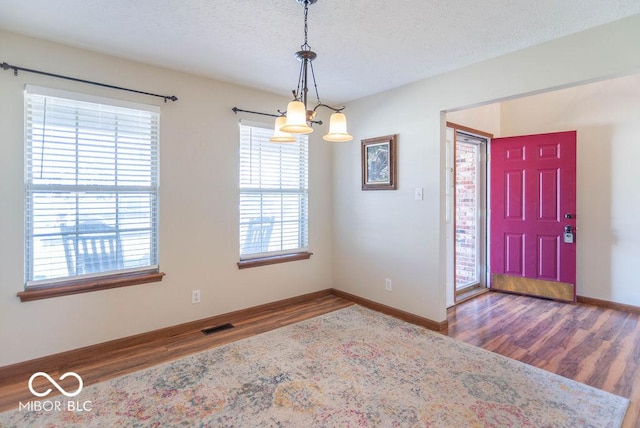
[270,0,353,143]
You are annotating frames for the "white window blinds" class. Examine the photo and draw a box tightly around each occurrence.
[24,86,160,287]
[239,123,308,259]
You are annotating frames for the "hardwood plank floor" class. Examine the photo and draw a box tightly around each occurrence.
[1,290,638,427]
[448,291,640,428]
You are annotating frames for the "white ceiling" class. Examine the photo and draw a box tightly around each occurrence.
[1,1,639,103]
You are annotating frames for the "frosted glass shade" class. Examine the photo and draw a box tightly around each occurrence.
[269,116,296,143]
[323,112,353,142]
[280,101,313,134]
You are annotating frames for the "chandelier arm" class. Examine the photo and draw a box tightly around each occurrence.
[313,103,345,113]
[297,58,306,109]
[233,106,323,126]
[276,109,322,126]
[308,60,321,105]
[303,58,310,108]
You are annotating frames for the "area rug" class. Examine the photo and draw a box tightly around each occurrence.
[0,305,629,427]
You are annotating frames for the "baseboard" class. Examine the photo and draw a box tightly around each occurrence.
[0,287,447,383]
[577,295,640,315]
[331,288,449,332]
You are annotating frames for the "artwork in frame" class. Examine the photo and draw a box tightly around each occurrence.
[361,134,397,190]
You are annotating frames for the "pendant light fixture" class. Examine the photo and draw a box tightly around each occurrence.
[270,0,353,143]
[270,116,296,143]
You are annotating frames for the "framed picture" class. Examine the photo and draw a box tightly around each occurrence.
[361,134,397,190]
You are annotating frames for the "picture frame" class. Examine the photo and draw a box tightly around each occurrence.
[361,134,397,190]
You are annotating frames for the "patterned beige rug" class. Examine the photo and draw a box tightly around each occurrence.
[0,305,629,427]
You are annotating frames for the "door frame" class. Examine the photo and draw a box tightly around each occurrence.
[446,122,493,305]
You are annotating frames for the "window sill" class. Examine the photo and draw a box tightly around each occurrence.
[237,252,312,269]
[17,270,166,302]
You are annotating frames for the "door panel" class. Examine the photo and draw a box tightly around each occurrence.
[538,169,558,219]
[504,233,524,275]
[490,131,576,301]
[505,171,524,219]
[537,235,559,279]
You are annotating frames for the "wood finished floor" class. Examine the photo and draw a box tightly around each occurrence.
[0,292,638,427]
[448,291,640,428]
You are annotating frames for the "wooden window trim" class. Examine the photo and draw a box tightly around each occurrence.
[17,270,165,302]
[237,252,312,269]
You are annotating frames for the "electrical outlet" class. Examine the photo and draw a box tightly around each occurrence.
[192,289,201,304]
[385,278,392,291]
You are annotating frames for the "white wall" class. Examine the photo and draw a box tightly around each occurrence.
[447,104,502,137]
[3,14,640,367]
[332,15,640,323]
[498,74,640,306]
[0,31,334,366]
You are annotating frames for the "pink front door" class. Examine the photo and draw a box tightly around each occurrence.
[490,131,577,301]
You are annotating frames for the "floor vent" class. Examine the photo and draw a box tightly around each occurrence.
[201,323,235,336]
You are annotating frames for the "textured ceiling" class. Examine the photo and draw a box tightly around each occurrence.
[1,1,639,103]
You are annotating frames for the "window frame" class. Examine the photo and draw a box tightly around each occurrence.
[237,121,311,268]
[19,86,164,301]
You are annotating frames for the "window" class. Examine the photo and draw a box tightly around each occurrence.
[238,122,309,265]
[24,86,160,291]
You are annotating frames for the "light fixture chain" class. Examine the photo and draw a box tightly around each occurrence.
[302,0,310,50]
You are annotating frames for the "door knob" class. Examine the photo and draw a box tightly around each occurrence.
[564,213,574,219]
